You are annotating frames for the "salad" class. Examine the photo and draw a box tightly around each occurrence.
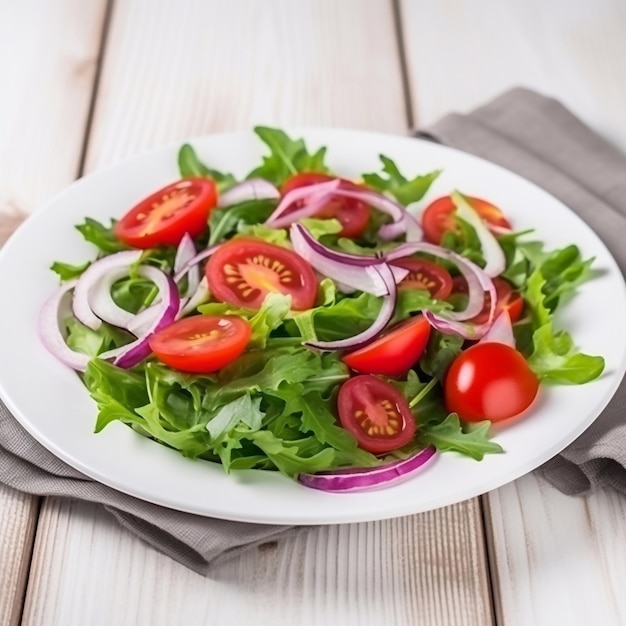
[39,127,605,492]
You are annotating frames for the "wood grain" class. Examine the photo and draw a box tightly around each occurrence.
[0,0,107,623]
[21,1,492,625]
[486,476,626,625]
[25,498,491,626]
[399,1,626,624]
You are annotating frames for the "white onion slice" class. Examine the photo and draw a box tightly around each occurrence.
[218,178,280,207]
[72,250,143,330]
[479,310,515,347]
[305,263,397,351]
[299,446,437,492]
[98,266,179,369]
[452,191,506,277]
[38,280,90,372]
[89,266,141,329]
[173,243,222,283]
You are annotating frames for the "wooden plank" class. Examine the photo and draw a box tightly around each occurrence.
[399,0,626,147]
[486,475,626,625]
[21,1,493,624]
[0,1,108,624]
[399,0,626,624]
[25,498,491,626]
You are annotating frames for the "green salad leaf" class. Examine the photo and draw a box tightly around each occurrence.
[177,143,237,192]
[75,218,128,254]
[362,155,440,205]
[247,127,328,186]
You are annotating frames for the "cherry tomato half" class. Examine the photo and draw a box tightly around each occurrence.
[148,315,251,373]
[421,195,512,244]
[393,258,453,299]
[115,178,217,248]
[281,172,370,238]
[450,276,524,324]
[337,375,417,453]
[206,238,318,310]
[342,315,431,377]
[444,342,539,422]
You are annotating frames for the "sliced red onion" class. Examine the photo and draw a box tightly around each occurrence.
[298,445,437,492]
[387,241,492,321]
[98,266,179,368]
[38,280,90,372]
[174,233,199,297]
[489,223,513,236]
[290,224,408,295]
[422,311,493,341]
[179,276,210,317]
[305,263,397,351]
[452,191,505,277]
[173,243,221,283]
[218,178,280,207]
[328,187,412,241]
[72,250,143,330]
[265,179,342,228]
[479,310,515,347]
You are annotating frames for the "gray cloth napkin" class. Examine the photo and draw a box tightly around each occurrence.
[420,86,626,495]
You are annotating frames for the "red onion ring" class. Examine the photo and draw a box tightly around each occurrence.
[305,262,397,351]
[299,445,437,492]
[265,179,342,228]
[479,310,515,347]
[174,233,199,297]
[290,224,408,295]
[98,266,179,369]
[218,178,280,207]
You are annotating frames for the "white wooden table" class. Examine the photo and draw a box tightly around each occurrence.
[1,1,626,624]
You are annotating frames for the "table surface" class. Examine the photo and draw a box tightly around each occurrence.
[1,1,626,624]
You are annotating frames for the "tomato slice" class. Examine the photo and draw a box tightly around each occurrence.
[281,172,370,238]
[115,178,217,248]
[337,375,417,453]
[444,342,539,422]
[148,315,251,373]
[421,195,512,244]
[392,258,453,299]
[206,238,318,310]
[342,315,431,377]
[450,276,524,324]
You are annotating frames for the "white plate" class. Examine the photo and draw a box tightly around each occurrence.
[1,129,625,525]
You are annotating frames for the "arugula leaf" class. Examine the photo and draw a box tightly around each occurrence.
[75,218,128,254]
[177,143,236,192]
[362,155,440,205]
[528,324,605,384]
[420,331,464,383]
[420,414,503,461]
[206,393,264,440]
[65,318,130,357]
[50,260,90,281]
[247,127,328,186]
[199,293,292,349]
[208,199,277,245]
[248,430,336,477]
[524,260,604,384]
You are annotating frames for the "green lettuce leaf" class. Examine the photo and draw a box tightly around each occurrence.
[362,155,440,205]
[177,143,236,192]
[420,414,503,461]
[247,127,328,186]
